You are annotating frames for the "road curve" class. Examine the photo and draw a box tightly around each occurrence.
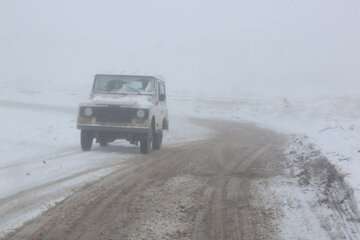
[5,120,286,240]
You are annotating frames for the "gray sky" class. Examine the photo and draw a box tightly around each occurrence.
[0,0,359,97]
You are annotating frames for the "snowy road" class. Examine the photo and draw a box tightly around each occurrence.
[4,120,286,240]
[4,120,360,240]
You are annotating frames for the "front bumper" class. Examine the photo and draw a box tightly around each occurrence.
[77,123,150,134]
[78,123,151,141]
[77,114,150,131]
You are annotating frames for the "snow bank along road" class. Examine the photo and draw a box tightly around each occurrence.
[5,120,360,240]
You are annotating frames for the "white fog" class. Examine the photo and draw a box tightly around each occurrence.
[1,1,360,239]
[0,0,359,97]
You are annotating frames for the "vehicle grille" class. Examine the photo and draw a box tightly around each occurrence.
[93,107,137,123]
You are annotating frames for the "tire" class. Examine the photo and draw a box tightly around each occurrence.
[98,136,108,147]
[81,130,93,151]
[140,134,152,154]
[153,130,163,150]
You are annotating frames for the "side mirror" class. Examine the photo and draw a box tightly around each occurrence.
[159,94,166,101]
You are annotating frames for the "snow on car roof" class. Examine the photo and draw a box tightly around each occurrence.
[94,74,159,80]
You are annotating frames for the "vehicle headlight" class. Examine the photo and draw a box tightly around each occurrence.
[83,107,93,117]
[137,109,146,118]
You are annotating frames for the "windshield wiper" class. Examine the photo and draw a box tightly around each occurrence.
[106,90,127,95]
[125,86,142,94]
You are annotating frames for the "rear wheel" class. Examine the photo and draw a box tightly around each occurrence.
[153,130,163,150]
[81,130,93,151]
[98,136,108,147]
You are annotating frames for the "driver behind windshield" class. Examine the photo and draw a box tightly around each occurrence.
[95,77,155,94]
[105,80,124,91]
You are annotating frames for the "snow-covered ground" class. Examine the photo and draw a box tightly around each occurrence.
[0,88,210,237]
[1,86,360,238]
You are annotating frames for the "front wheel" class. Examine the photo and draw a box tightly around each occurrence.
[140,134,152,154]
[81,130,93,151]
[153,130,163,150]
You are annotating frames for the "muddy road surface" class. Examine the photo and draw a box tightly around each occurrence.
[5,120,286,240]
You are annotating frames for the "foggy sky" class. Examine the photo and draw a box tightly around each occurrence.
[0,0,359,98]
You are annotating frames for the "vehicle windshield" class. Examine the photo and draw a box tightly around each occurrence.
[94,75,155,95]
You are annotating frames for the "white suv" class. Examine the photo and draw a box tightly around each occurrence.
[77,74,169,154]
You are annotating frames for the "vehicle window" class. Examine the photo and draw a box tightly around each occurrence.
[94,76,155,94]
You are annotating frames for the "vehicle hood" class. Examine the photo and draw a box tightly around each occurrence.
[82,94,153,108]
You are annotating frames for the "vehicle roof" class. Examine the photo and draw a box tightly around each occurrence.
[94,74,162,81]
